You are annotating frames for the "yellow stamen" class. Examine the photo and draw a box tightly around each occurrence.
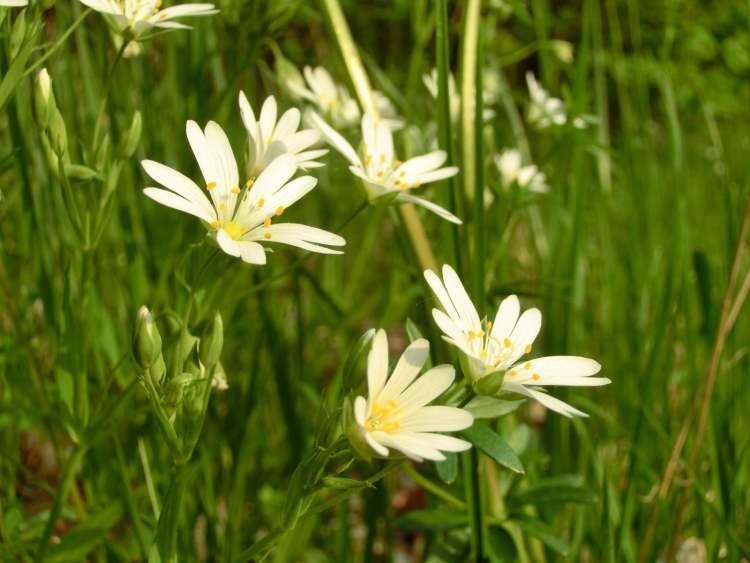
[264,232,272,239]
[532,373,540,381]
[207,182,217,190]
[412,181,421,188]
[524,362,531,370]
[376,171,384,178]
[257,198,265,208]
[245,178,254,189]
[504,338,512,348]
[525,344,532,353]
[379,154,385,164]
[275,206,285,216]
[210,220,220,228]
[218,203,226,211]
[230,186,240,194]
[263,217,272,227]
[394,160,402,167]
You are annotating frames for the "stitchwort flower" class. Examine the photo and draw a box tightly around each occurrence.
[424,264,610,417]
[349,329,473,462]
[142,120,345,264]
[310,112,461,224]
[494,148,549,193]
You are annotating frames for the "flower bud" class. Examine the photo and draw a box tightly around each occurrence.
[34,68,54,128]
[199,312,223,369]
[550,40,574,64]
[275,53,305,101]
[48,111,68,156]
[474,369,506,397]
[133,306,162,370]
[65,164,99,181]
[121,111,142,158]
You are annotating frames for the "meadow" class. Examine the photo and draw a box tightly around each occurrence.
[1,0,749,561]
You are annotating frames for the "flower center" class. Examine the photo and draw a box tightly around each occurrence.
[365,400,402,433]
[467,319,533,369]
[222,221,249,241]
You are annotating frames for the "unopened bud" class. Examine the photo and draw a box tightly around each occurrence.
[65,164,99,181]
[133,306,162,370]
[550,40,574,64]
[275,54,306,100]
[121,111,142,158]
[48,111,68,156]
[34,68,54,127]
[199,312,223,369]
[474,369,506,397]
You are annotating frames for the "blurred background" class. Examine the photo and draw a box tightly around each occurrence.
[1,0,749,561]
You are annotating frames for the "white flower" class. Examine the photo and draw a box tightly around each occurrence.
[526,72,567,128]
[353,329,473,462]
[424,264,610,417]
[238,93,327,177]
[310,112,462,224]
[0,1,28,7]
[78,0,217,37]
[494,148,549,193]
[422,68,495,123]
[142,120,345,264]
[287,66,402,129]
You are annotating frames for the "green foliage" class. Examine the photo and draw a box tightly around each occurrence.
[0,0,749,561]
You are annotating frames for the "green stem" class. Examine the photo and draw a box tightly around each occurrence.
[92,39,129,148]
[24,9,92,77]
[402,464,466,509]
[320,0,438,275]
[35,444,88,562]
[150,463,189,563]
[462,449,484,562]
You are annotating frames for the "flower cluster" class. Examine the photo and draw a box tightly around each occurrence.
[143,95,345,264]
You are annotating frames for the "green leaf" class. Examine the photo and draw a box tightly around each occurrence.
[435,451,458,484]
[322,476,368,491]
[461,423,524,474]
[425,529,471,563]
[148,467,188,563]
[0,19,37,112]
[487,525,518,562]
[396,510,468,532]
[513,516,569,556]
[47,503,123,563]
[465,396,525,419]
[507,475,597,508]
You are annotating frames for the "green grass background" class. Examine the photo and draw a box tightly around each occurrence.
[1,0,749,561]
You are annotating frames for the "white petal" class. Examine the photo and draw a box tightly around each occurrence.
[273,107,301,141]
[399,152,447,176]
[365,432,390,457]
[216,229,241,257]
[266,176,317,211]
[237,241,267,264]
[397,364,455,414]
[377,339,430,403]
[490,295,520,342]
[143,188,213,222]
[238,91,258,133]
[400,406,473,432]
[354,395,367,426]
[367,330,389,401]
[250,154,298,202]
[258,96,278,145]
[441,264,481,332]
[412,433,472,452]
[204,120,239,192]
[412,166,459,185]
[431,309,467,349]
[141,160,214,217]
[503,382,588,418]
[424,269,462,325]
[396,193,462,224]
[507,308,542,364]
[285,129,321,154]
[185,120,215,186]
[371,432,445,461]
[308,111,360,166]
[256,223,345,254]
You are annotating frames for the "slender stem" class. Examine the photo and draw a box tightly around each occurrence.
[435,0,463,275]
[35,444,88,562]
[461,1,486,560]
[402,464,466,509]
[320,0,438,275]
[24,9,92,77]
[92,39,129,147]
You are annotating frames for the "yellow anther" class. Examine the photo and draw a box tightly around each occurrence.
[399,170,405,177]
[264,232,272,239]
[412,181,421,188]
[510,370,518,377]
[257,198,265,208]
[525,344,532,353]
[263,217,272,227]
[524,362,531,370]
[394,160,402,167]
[394,179,401,186]
[207,182,217,190]
[532,373,540,381]
[364,155,372,165]
[376,171,384,178]
[504,338,512,348]
[275,206,284,216]
[218,203,226,211]
[210,220,220,228]
[245,178,254,189]
[486,320,493,329]
[230,186,240,194]
[379,154,385,164]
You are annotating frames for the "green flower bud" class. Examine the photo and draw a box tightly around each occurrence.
[64,164,99,181]
[133,306,162,370]
[199,312,223,369]
[276,53,306,101]
[474,368,506,397]
[48,111,68,157]
[149,353,166,387]
[9,9,26,60]
[34,68,54,128]
[121,111,142,158]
